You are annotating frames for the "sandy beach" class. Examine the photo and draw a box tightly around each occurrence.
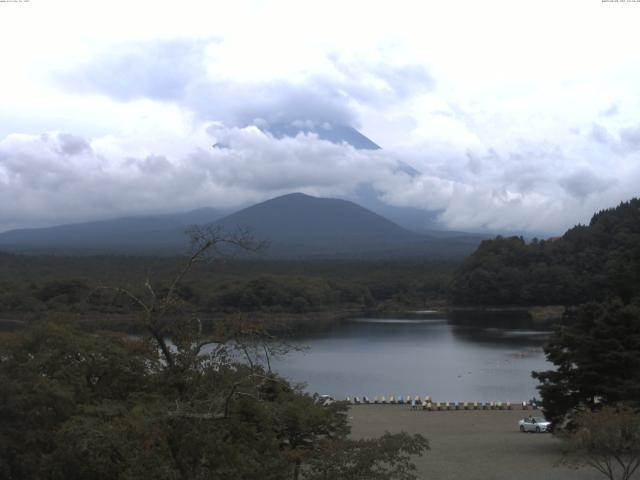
[348,406,601,480]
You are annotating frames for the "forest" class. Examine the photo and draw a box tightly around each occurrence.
[450,198,640,307]
[0,254,455,333]
[3,198,640,328]
[448,198,640,437]
[0,230,430,479]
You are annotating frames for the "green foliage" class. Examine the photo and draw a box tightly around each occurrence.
[0,233,429,479]
[211,275,340,312]
[0,318,429,480]
[0,255,455,321]
[527,202,640,435]
[560,405,640,480]
[451,198,640,306]
[533,301,640,426]
[33,279,90,304]
[0,322,156,479]
[305,432,429,480]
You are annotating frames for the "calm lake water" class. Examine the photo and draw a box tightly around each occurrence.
[270,312,553,403]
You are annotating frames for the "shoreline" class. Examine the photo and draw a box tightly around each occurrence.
[0,308,363,335]
[0,304,567,334]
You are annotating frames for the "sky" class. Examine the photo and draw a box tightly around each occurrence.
[1,0,639,234]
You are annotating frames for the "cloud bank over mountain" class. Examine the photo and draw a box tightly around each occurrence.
[1,124,635,235]
[1,0,639,234]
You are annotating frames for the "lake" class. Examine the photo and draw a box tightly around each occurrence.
[270,311,553,403]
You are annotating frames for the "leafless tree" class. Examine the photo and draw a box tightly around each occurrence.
[99,225,265,369]
[561,405,640,480]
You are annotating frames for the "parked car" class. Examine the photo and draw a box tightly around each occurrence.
[317,394,335,406]
[518,416,552,433]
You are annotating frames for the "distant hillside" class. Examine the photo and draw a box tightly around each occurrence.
[0,193,485,258]
[450,198,640,306]
[0,208,224,253]
[213,193,485,258]
[215,192,417,245]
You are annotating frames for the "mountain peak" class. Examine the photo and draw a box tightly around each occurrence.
[262,122,381,150]
[215,192,416,247]
[269,192,313,201]
[0,193,484,258]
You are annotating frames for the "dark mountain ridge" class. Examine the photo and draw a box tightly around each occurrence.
[0,208,224,253]
[215,192,419,246]
[0,193,485,258]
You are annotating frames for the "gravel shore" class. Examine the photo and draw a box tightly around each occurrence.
[348,406,601,480]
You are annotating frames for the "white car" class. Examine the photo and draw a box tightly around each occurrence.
[317,395,335,406]
[518,416,552,433]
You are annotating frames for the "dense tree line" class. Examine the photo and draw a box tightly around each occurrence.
[0,256,454,319]
[526,199,640,447]
[451,198,640,306]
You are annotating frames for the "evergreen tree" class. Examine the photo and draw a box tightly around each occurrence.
[532,301,640,426]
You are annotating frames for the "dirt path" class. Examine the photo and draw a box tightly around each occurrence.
[348,406,602,480]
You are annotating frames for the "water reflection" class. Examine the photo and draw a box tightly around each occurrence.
[349,317,447,325]
[450,325,551,347]
[271,311,553,402]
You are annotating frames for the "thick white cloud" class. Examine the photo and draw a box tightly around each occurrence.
[1,126,638,235]
[0,128,397,230]
[1,0,640,234]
